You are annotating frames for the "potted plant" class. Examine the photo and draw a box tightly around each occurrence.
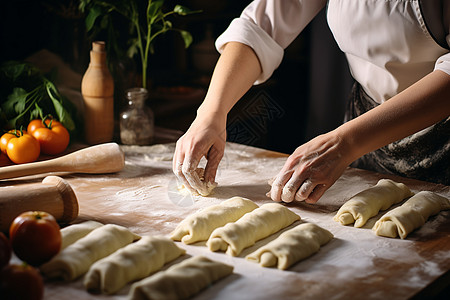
[79,0,198,89]
[79,0,199,145]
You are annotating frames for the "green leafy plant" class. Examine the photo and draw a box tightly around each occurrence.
[0,61,76,132]
[79,0,199,89]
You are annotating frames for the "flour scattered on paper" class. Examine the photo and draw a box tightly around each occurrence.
[116,185,161,197]
[122,143,175,164]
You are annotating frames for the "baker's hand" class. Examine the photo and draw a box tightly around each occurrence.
[173,112,227,196]
[268,131,352,203]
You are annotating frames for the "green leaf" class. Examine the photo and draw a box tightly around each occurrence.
[100,14,110,30]
[85,6,102,31]
[148,0,164,24]
[52,100,75,131]
[179,30,193,48]
[1,62,26,81]
[4,88,28,115]
[30,104,43,120]
[45,82,75,131]
[127,38,140,58]
[174,5,200,16]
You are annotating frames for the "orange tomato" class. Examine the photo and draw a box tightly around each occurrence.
[9,211,61,266]
[0,131,17,154]
[5,130,40,164]
[27,118,70,155]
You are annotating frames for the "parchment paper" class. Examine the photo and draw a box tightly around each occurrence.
[9,142,450,300]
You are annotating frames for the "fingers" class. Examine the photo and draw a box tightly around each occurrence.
[181,158,206,194]
[306,183,328,203]
[173,140,203,194]
[269,167,298,202]
[173,142,220,196]
[204,145,224,184]
[270,178,286,203]
[281,176,303,203]
[269,176,329,204]
[294,179,315,202]
[174,159,198,195]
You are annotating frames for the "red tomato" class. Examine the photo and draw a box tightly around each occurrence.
[27,118,70,155]
[9,211,61,266]
[5,130,40,164]
[0,263,44,300]
[0,232,11,268]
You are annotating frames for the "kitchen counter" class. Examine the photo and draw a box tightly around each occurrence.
[5,142,450,299]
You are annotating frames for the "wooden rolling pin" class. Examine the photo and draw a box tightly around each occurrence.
[0,143,124,180]
[0,176,78,232]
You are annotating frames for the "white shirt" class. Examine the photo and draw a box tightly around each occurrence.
[215,0,450,104]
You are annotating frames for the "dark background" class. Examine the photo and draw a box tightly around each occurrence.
[0,0,353,154]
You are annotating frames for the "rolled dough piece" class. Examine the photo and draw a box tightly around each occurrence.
[128,256,233,300]
[373,191,450,239]
[246,223,333,270]
[40,224,140,281]
[206,203,300,256]
[60,220,103,250]
[84,236,186,294]
[170,196,259,244]
[333,179,413,227]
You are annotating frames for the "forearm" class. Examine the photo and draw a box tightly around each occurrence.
[197,42,262,118]
[338,70,450,162]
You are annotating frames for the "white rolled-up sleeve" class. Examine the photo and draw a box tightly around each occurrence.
[215,18,283,84]
[434,52,450,75]
[434,4,450,75]
[215,0,326,84]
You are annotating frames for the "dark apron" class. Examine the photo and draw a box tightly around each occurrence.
[345,83,450,185]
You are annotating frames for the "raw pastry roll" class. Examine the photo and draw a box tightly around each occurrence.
[60,220,103,250]
[84,236,186,294]
[333,179,413,227]
[128,256,233,300]
[170,196,258,244]
[373,191,450,239]
[206,203,300,256]
[40,224,140,281]
[246,223,333,270]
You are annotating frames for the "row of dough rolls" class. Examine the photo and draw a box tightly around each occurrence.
[373,191,450,239]
[171,196,334,269]
[333,179,413,228]
[206,202,300,256]
[42,221,234,299]
[245,223,333,270]
[333,179,450,239]
[129,256,233,300]
[40,223,140,281]
[84,235,186,294]
[170,196,258,244]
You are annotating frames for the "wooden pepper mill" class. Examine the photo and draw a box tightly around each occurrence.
[81,41,115,145]
[0,176,79,232]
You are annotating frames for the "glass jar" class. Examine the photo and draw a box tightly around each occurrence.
[120,88,155,145]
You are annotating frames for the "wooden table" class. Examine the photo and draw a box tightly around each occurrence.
[6,142,450,299]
